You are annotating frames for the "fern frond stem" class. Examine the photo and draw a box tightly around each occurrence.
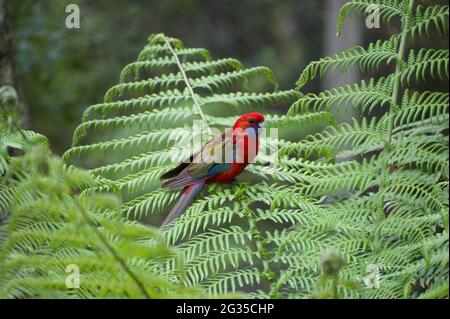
[378,0,415,218]
[270,270,289,298]
[163,36,212,136]
[246,208,276,296]
[75,202,151,299]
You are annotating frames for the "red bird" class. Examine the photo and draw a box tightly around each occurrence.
[160,112,265,227]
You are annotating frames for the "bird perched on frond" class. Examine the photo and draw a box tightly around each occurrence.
[160,112,265,227]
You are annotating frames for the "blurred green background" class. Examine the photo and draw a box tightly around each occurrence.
[9,0,325,153]
[6,0,449,154]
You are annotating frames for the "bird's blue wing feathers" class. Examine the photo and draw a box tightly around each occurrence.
[161,131,235,189]
[208,163,231,174]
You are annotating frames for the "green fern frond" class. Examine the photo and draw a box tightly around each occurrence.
[296,38,399,89]
[401,48,449,84]
[337,0,407,35]
[56,10,449,299]
[288,0,449,299]
[0,145,207,298]
[290,77,394,115]
[408,5,449,38]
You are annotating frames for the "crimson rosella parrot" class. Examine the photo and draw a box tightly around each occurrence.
[160,112,265,227]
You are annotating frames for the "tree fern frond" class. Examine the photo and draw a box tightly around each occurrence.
[296,38,399,89]
[138,46,211,63]
[290,77,393,115]
[401,48,449,85]
[337,0,407,35]
[204,267,261,295]
[120,58,244,83]
[408,5,449,38]
[393,90,449,126]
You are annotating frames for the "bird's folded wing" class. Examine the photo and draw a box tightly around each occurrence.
[161,130,234,189]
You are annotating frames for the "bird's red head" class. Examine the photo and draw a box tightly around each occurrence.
[233,112,265,130]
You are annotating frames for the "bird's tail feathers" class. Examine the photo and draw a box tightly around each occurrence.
[160,182,205,228]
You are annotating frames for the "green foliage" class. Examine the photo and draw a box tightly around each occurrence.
[62,33,333,298]
[2,0,448,299]
[1,86,205,299]
[1,85,48,219]
[62,0,448,297]
[288,0,449,298]
[0,136,208,298]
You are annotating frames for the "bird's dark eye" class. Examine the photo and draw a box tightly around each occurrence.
[247,119,255,124]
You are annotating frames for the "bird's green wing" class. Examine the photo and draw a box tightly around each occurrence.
[188,132,233,177]
[161,131,234,189]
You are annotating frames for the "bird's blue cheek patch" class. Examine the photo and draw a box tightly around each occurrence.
[244,127,257,138]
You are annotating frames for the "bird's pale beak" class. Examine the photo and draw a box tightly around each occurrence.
[258,122,265,129]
